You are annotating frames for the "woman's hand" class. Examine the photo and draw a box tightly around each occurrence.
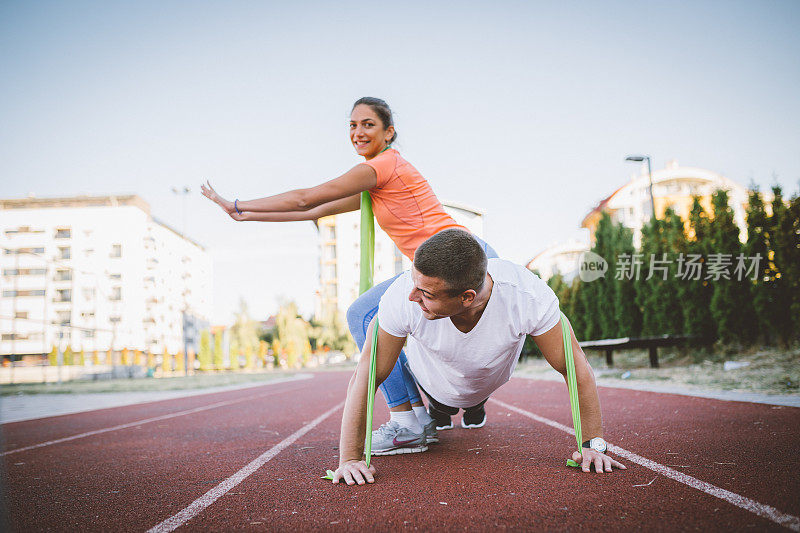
[201,181,235,215]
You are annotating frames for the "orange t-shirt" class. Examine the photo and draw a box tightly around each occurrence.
[362,149,466,260]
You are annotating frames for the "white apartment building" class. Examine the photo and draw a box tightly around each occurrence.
[528,161,752,282]
[0,195,212,358]
[316,201,486,317]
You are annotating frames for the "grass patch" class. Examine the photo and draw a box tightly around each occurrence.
[0,371,300,396]
[517,346,800,396]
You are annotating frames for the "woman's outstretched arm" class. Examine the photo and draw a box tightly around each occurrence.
[201,164,376,214]
[233,194,361,222]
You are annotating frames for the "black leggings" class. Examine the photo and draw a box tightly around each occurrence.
[418,384,488,416]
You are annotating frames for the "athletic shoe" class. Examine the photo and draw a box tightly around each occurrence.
[461,404,487,428]
[368,421,428,456]
[423,419,439,444]
[428,408,454,430]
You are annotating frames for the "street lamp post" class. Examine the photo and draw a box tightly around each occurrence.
[625,155,657,221]
[171,186,191,376]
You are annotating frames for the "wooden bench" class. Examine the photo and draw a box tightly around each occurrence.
[579,335,694,368]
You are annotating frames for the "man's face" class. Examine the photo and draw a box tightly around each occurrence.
[408,268,467,320]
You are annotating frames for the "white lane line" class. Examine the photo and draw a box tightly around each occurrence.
[146,401,345,533]
[2,383,304,456]
[490,398,800,532]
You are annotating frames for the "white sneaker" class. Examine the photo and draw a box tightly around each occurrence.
[368,421,428,456]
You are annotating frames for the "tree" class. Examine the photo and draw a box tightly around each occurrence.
[244,344,254,370]
[48,345,57,366]
[767,186,798,345]
[229,299,261,369]
[787,193,800,338]
[313,309,356,355]
[745,187,773,343]
[198,329,212,371]
[708,190,757,345]
[681,196,716,343]
[274,301,313,368]
[593,213,621,338]
[613,223,642,337]
[229,339,240,370]
[213,332,224,370]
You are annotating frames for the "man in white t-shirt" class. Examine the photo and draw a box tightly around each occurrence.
[332,229,625,485]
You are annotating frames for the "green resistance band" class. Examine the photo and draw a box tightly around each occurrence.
[324,191,377,481]
[561,312,583,468]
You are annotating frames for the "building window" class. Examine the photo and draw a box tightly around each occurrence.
[3,268,46,276]
[56,310,71,325]
[82,287,96,299]
[82,330,95,338]
[81,311,95,319]
[55,289,71,302]
[55,269,72,281]
[110,244,122,258]
[15,311,28,319]
[55,228,72,239]
[58,247,71,260]
[110,316,121,323]
[110,287,122,301]
[109,273,122,280]
[5,247,46,255]
[4,289,46,297]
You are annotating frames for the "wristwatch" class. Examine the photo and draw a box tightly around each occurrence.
[582,437,608,454]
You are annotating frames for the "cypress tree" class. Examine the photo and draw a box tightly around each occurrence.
[787,193,800,339]
[613,223,642,337]
[681,196,716,342]
[660,208,686,334]
[569,278,587,341]
[636,209,683,336]
[769,187,797,345]
[636,218,661,335]
[708,190,757,345]
[593,213,620,338]
[744,187,772,343]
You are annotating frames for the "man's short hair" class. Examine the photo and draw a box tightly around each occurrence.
[413,229,488,296]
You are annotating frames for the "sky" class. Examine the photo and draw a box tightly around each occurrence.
[1,0,799,324]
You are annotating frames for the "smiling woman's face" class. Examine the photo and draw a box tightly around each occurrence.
[350,104,394,160]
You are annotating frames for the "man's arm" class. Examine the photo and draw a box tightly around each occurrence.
[531,316,626,473]
[333,318,406,485]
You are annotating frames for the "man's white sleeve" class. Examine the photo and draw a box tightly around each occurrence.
[376,273,413,338]
[525,273,561,337]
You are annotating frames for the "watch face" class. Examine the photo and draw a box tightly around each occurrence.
[590,438,607,453]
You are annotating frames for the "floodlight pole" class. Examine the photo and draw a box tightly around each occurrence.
[625,155,657,221]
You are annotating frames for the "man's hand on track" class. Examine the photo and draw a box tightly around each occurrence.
[572,449,627,473]
[332,460,376,485]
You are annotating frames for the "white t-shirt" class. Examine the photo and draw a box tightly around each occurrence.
[377,258,560,407]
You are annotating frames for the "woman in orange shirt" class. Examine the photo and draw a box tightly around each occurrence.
[202,97,497,455]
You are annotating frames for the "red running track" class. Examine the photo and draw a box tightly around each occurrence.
[2,371,799,532]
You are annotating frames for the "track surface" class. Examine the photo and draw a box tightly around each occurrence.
[3,371,799,531]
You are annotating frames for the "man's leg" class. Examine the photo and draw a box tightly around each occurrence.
[461,398,488,428]
[418,385,459,430]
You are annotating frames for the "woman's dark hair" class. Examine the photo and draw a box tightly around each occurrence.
[414,229,488,296]
[352,97,397,144]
